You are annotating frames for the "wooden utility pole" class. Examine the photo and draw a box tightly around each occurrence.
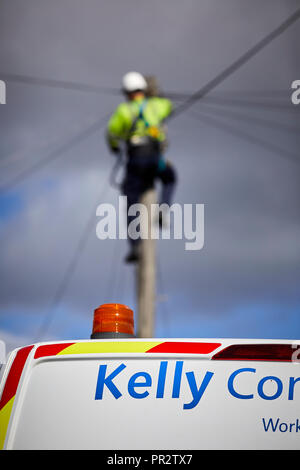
[136,188,157,338]
[135,75,159,338]
[144,75,160,97]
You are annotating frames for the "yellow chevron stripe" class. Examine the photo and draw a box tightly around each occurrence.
[0,396,14,450]
[57,341,163,355]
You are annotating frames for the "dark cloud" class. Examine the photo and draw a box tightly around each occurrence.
[0,0,300,346]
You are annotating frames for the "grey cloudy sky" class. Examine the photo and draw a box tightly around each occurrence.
[0,0,300,351]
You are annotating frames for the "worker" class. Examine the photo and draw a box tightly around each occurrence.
[106,71,177,263]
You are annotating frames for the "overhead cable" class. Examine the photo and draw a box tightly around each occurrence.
[170,8,300,119]
[196,101,300,134]
[35,179,111,341]
[188,108,300,165]
[0,72,120,96]
[0,113,110,193]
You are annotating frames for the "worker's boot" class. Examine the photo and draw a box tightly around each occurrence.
[124,244,140,263]
[158,209,170,229]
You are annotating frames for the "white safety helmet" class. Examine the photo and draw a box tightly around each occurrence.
[122,71,147,93]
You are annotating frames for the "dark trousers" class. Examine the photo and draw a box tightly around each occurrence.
[122,145,177,247]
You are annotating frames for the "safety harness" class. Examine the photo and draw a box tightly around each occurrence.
[127,99,161,145]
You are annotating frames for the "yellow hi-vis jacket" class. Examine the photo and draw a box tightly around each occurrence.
[106,96,172,151]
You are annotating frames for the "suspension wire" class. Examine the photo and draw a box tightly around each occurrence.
[195,89,289,98]
[109,151,126,189]
[195,101,300,134]
[0,71,290,102]
[165,89,289,101]
[35,178,112,341]
[196,95,298,112]
[0,71,195,101]
[0,72,121,96]
[188,108,300,165]
[0,113,111,193]
[169,8,300,120]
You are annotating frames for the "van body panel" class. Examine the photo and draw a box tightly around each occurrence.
[1,338,299,450]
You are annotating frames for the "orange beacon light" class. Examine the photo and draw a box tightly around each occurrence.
[91,303,135,339]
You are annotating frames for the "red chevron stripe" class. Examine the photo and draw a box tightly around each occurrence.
[0,345,34,411]
[146,342,221,354]
[34,343,75,359]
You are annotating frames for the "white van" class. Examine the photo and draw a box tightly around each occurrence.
[1,332,299,450]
